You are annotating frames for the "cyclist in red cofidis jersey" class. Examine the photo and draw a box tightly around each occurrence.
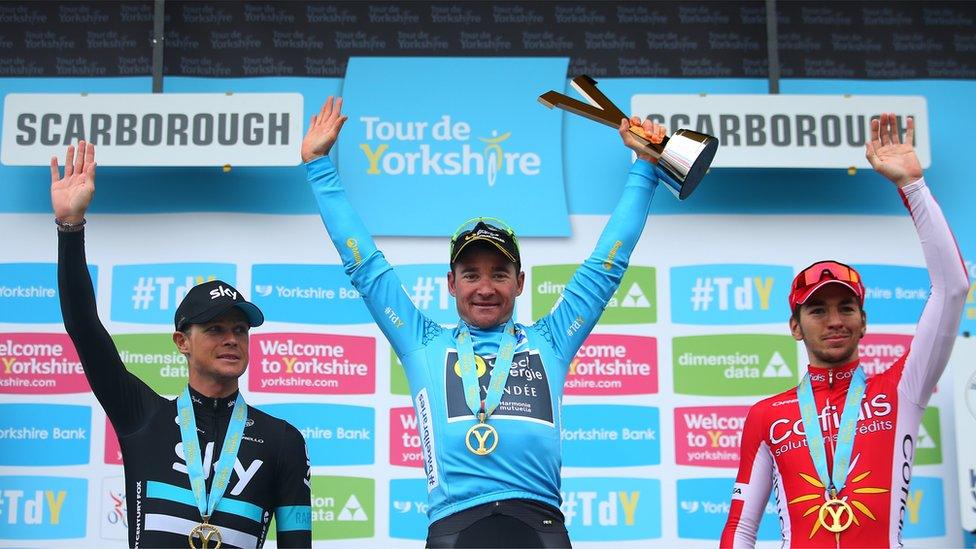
[720,113,968,548]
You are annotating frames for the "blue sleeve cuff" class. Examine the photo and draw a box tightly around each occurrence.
[304,154,335,178]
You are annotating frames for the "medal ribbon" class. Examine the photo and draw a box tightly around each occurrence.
[457,320,517,418]
[796,366,866,496]
[177,387,248,520]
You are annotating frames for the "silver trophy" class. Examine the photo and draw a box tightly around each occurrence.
[539,75,718,199]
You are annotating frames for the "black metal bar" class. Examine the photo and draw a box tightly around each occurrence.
[151,0,165,93]
[766,0,780,94]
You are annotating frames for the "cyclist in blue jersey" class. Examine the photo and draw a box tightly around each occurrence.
[301,97,665,548]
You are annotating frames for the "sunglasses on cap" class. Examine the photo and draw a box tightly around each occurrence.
[792,261,861,292]
[450,216,519,247]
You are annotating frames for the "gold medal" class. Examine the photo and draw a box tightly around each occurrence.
[189,518,222,549]
[465,415,499,456]
[817,498,854,533]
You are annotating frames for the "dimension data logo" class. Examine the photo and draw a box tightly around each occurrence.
[112,333,187,396]
[671,264,791,324]
[388,479,428,540]
[0,333,87,394]
[308,476,374,541]
[0,404,90,466]
[394,264,458,325]
[251,264,371,324]
[856,264,930,324]
[0,263,96,323]
[249,333,375,394]
[532,265,656,324]
[260,403,373,466]
[673,334,798,396]
[111,263,234,324]
[338,57,570,236]
[560,477,660,541]
[562,405,659,467]
[0,476,87,539]
[567,334,658,395]
[674,406,751,468]
[677,478,780,540]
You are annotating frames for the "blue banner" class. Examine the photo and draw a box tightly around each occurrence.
[671,264,792,325]
[901,476,945,539]
[560,477,660,541]
[259,403,374,466]
[0,476,87,539]
[110,263,236,324]
[251,264,372,324]
[562,405,660,467]
[388,479,428,540]
[0,263,97,323]
[0,404,90,466]
[392,264,457,324]
[854,264,930,324]
[676,478,779,540]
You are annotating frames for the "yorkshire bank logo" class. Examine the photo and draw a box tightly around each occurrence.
[0,264,96,323]
[674,406,751,468]
[389,407,422,468]
[560,477,660,540]
[308,476,374,540]
[251,264,371,324]
[0,476,87,539]
[859,334,912,378]
[856,264,929,324]
[567,334,657,395]
[0,333,87,394]
[532,265,656,324]
[901,476,945,539]
[388,479,428,540]
[677,478,779,540]
[111,263,235,324]
[670,264,792,325]
[0,404,90,466]
[249,333,375,394]
[561,405,660,467]
[113,333,187,396]
[673,334,798,396]
[260,403,374,466]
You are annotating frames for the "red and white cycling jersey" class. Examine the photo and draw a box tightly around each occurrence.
[721,178,968,548]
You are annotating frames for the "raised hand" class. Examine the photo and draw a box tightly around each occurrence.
[865,112,923,189]
[618,116,667,162]
[301,96,349,163]
[51,141,96,224]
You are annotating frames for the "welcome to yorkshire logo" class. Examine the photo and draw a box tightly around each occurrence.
[357,115,541,186]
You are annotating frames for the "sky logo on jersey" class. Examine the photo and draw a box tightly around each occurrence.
[0,333,87,395]
[670,264,791,324]
[260,403,374,466]
[0,476,87,539]
[674,405,752,468]
[562,405,659,467]
[901,476,944,539]
[560,477,660,540]
[251,264,372,324]
[308,476,374,540]
[391,349,409,395]
[566,334,657,395]
[112,333,187,396]
[249,333,375,394]
[390,407,423,468]
[394,264,458,324]
[104,417,122,465]
[915,407,942,466]
[677,478,780,540]
[673,335,798,396]
[389,479,428,540]
[855,264,929,324]
[111,263,234,324]
[339,57,569,236]
[99,476,126,541]
[532,265,656,324]
[0,263,97,323]
[859,334,912,378]
[0,404,89,466]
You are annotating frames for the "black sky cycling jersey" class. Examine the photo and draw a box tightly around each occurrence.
[58,230,311,548]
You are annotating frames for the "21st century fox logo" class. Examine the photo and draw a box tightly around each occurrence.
[358,115,541,186]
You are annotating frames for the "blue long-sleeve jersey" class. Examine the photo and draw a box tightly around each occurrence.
[307,155,658,523]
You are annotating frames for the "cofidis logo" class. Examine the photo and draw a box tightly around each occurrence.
[670,264,791,324]
[0,263,96,323]
[249,333,375,394]
[0,476,87,539]
[856,264,929,324]
[111,263,235,324]
[252,264,371,324]
[393,264,458,325]
[901,476,944,539]
[390,406,422,468]
[562,405,659,467]
[338,57,570,236]
[673,334,798,396]
[567,334,657,395]
[112,333,187,396]
[388,479,427,540]
[308,476,374,540]
[0,333,87,394]
[532,265,656,324]
[674,406,751,468]
[260,403,374,466]
[859,334,912,377]
[0,404,90,466]
[677,478,779,540]
[561,477,659,540]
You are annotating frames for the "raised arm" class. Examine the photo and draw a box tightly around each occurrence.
[302,97,429,357]
[53,142,162,435]
[866,113,969,405]
[540,117,663,363]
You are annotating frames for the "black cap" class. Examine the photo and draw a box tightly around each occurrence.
[174,280,264,331]
[450,220,520,268]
